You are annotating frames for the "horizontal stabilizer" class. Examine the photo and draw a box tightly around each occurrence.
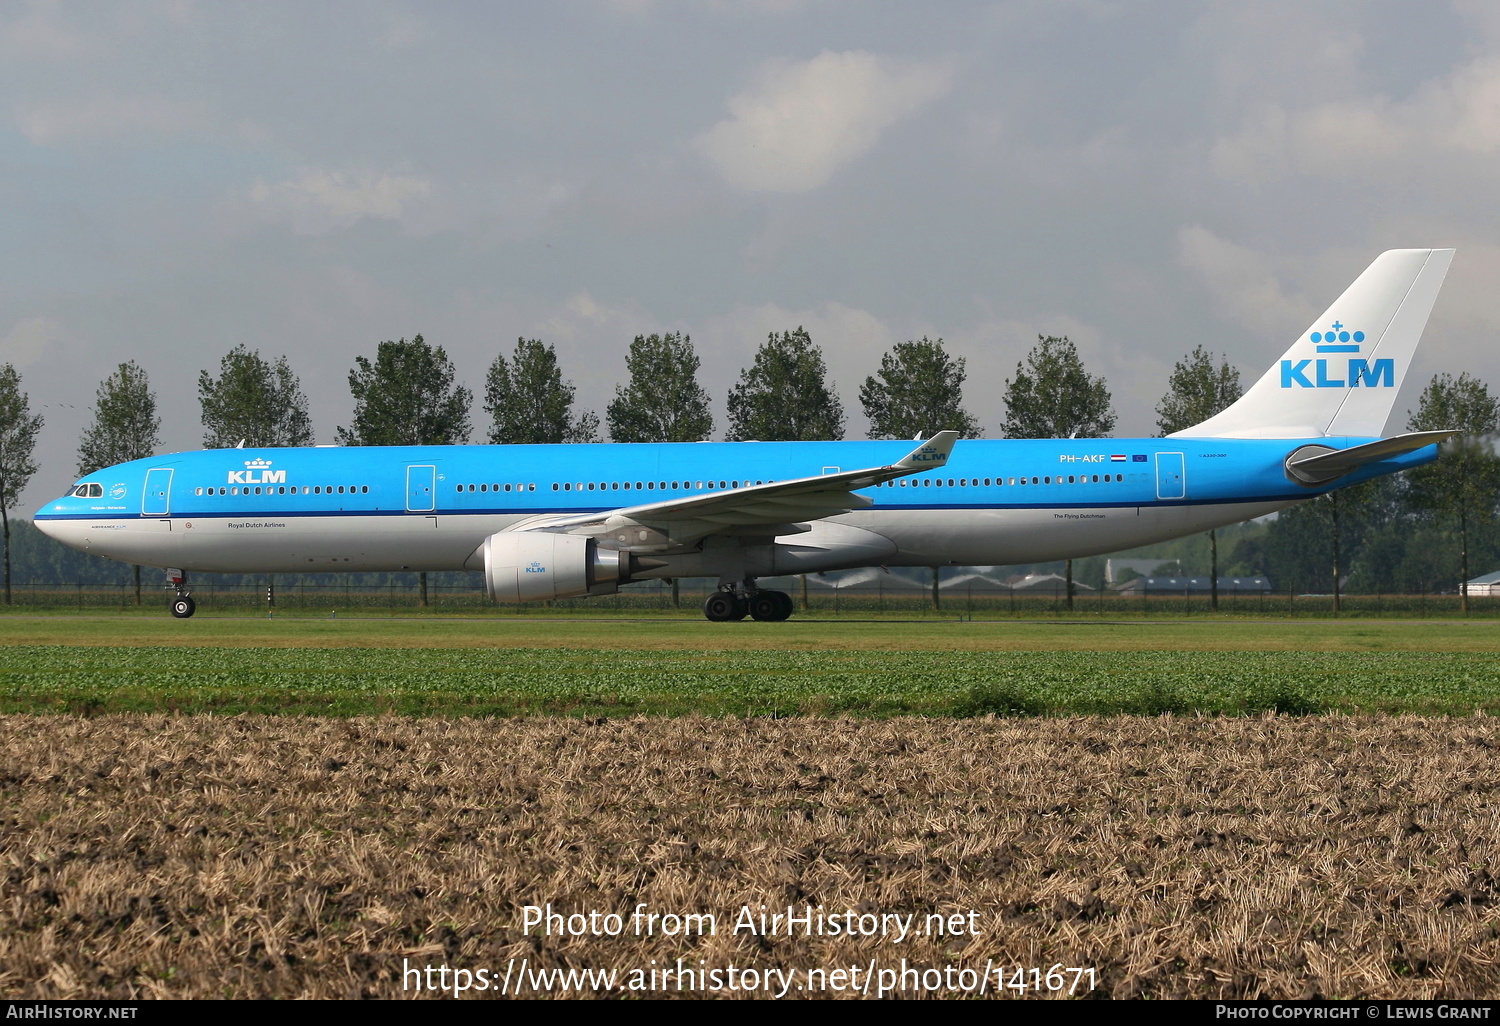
[1285,430,1456,484]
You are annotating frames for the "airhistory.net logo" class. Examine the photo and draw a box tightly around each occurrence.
[1281,322,1392,389]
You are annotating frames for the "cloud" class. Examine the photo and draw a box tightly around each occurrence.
[0,317,62,370]
[1210,52,1500,185]
[1174,226,1315,335]
[14,92,208,146]
[247,169,432,234]
[0,4,98,63]
[696,50,953,192]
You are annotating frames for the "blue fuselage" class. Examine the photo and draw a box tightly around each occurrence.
[33,435,1433,577]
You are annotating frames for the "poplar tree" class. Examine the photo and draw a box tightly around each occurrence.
[0,365,42,604]
[1405,372,1500,612]
[606,332,713,442]
[1155,345,1243,609]
[338,335,473,607]
[1002,335,1114,609]
[860,336,981,440]
[726,327,844,441]
[199,345,314,448]
[1001,335,1114,440]
[338,335,472,447]
[1155,345,1242,436]
[78,360,161,606]
[79,361,161,474]
[484,338,599,444]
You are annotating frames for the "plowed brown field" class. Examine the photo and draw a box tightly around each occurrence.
[3,714,1497,1000]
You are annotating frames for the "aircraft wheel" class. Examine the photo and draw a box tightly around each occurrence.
[769,590,795,621]
[703,592,746,622]
[747,592,782,621]
[170,596,196,619]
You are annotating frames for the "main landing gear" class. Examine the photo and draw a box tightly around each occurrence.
[702,584,794,622]
[166,568,195,618]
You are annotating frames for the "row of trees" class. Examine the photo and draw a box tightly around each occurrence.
[185,329,1109,449]
[44,329,1119,463]
[1242,372,1500,612]
[0,324,1496,606]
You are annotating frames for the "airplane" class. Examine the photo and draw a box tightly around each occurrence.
[34,248,1457,622]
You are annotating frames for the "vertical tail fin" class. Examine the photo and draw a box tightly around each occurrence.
[1174,248,1454,439]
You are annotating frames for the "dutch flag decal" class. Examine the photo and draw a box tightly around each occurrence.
[1110,454,1127,462]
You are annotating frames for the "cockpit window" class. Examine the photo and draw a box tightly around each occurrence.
[72,483,104,498]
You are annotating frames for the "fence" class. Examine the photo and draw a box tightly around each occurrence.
[6,576,1500,617]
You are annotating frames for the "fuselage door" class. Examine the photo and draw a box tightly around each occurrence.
[406,465,436,512]
[142,468,173,516]
[1155,452,1185,500]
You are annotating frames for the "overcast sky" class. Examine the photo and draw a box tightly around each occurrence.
[6,0,1500,510]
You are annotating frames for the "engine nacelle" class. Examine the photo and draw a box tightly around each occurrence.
[481,532,627,603]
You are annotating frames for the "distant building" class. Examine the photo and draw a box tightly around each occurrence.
[1003,572,1096,596]
[1463,570,1500,596]
[1105,558,1179,584]
[1113,575,1271,595]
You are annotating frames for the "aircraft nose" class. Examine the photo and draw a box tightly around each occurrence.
[32,509,79,547]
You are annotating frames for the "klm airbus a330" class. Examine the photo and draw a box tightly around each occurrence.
[37,249,1457,621]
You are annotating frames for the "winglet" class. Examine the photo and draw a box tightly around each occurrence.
[894,430,959,471]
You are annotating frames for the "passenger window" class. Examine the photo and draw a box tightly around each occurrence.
[362,486,368,493]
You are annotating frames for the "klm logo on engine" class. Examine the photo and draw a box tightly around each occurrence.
[227,458,287,485]
[524,561,547,574]
[1280,321,1393,389]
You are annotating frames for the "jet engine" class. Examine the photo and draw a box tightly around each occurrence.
[481,531,628,603]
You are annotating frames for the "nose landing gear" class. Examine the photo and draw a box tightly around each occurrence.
[165,569,195,618]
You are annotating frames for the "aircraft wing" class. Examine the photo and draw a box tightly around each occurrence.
[516,431,959,550]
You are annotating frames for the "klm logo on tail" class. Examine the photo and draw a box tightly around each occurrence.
[1281,322,1393,390]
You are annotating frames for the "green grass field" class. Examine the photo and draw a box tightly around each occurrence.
[1,615,1497,716]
